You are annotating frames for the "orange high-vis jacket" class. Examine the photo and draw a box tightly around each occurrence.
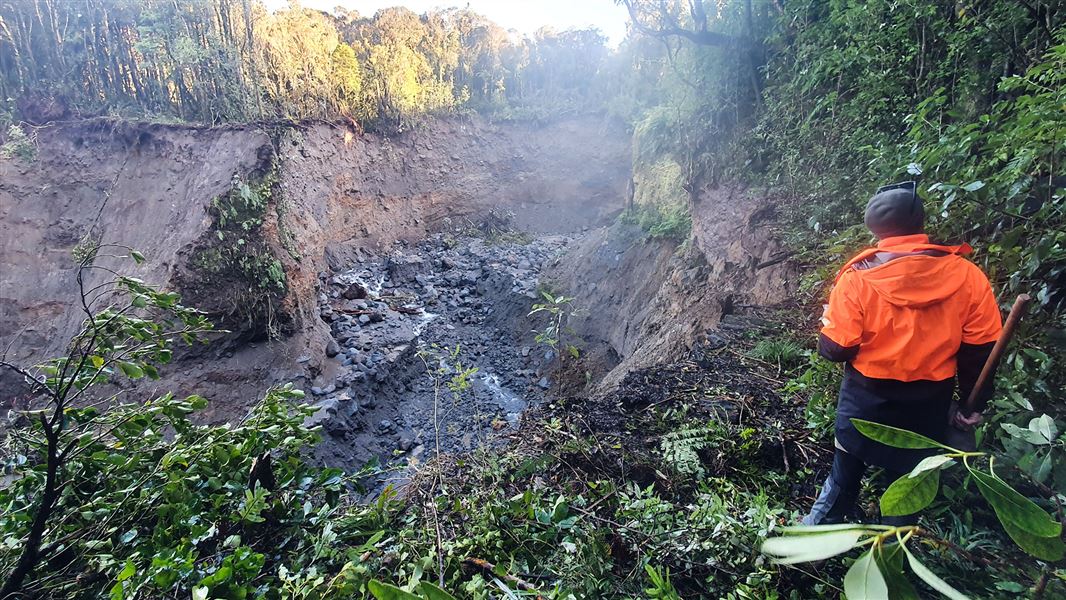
[821,234,1002,382]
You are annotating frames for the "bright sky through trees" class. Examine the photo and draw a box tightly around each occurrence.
[265,0,630,44]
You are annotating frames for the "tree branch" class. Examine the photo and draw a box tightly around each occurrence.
[622,0,742,47]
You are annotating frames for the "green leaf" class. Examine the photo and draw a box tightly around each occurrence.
[1003,423,1051,445]
[776,523,883,535]
[881,468,940,516]
[902,545,970,600]
[418,581,458,600]
[909,455,955,476]
[961,181,985,192]
[851,419,950,450]
[368,581,420,600]
[874,544,919,600]
[118,362,144,379]
[1033,453,1053,484]
[761,529,864,564]
[1029,415,1057,444]
[969,467,1061,537]
[998,515,1066,561]
[844,550,888,600]
[130,250,146,264]
[117,560,136,581]
[192,587,208,600]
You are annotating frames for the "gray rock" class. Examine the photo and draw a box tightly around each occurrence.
[538,377,551,390]
[342,282,368,300]
[358,314,371,325]
[325,339,341,357]
[311,386,324,396]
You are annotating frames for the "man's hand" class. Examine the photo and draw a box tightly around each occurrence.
[951,408,984,431]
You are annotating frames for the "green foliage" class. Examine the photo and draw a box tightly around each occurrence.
[193,168,288,337]
[782,352,840,440]
[643,564,682,600]
[659,426,717,477]
[528,290,580,359]
[0,1,612,125]
[750,338,806,373]
[0,123,35,160]
[763,419,1065,596]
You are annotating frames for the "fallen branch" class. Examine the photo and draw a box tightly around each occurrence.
[756,251,793,270]
[462,558,546,598]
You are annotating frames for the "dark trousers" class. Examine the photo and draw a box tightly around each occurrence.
[802,448,916,527]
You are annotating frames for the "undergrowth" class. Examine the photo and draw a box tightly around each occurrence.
[191,164,288,339]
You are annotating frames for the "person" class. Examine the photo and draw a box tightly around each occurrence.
[802,181,1003,526]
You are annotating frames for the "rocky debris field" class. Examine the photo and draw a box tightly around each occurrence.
[303,233,573,480]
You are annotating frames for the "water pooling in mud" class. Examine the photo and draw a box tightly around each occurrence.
[304,233,571,476]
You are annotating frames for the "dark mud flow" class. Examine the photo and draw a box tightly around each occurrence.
[305,233,572,476]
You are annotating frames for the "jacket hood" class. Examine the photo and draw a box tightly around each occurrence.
[857,254,970,307]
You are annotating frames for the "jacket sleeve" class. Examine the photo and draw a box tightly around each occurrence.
[962,267,1003,345]
[818,271,863,363]
[957,267,1003,412]
[957,341,996,412]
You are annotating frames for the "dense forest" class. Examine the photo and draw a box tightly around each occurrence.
[0,0,615,125]
[1,0,1064,598]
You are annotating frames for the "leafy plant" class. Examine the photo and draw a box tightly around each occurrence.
[750,338,806,374]
[0,123,35,161]
[0,250,400,599]
[782,352,841,441]
[528,290,581,359]
[762,419,1064,597]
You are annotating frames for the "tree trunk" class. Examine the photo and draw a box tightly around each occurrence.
[0,419,61,598]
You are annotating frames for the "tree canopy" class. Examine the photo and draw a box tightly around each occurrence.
[0,0,614,125]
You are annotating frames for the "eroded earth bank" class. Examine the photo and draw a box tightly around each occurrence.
[0,116,794,476]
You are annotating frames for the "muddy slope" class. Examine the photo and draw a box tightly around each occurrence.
[546,186,797,389]
[0,116,630,411]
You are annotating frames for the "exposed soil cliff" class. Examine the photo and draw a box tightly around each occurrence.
[0,116,630,416]
[545,186,797,390]
[0,116,795,473]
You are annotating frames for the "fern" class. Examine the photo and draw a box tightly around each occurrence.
[660,426,719,477]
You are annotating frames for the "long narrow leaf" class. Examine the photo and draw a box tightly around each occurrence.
[875,544,920,600]
[418,582,458,600]
[851,419,952,450]
[969,467,1061,537]
[761,529,864,564]
[909,455,955,477]
[902,545,970,600]
[999,517,1066,561]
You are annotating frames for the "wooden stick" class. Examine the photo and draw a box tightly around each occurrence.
[462,558,546,598]
[962,294,1030,413]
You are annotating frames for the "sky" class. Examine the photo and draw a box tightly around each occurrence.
[265,0,631,45]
